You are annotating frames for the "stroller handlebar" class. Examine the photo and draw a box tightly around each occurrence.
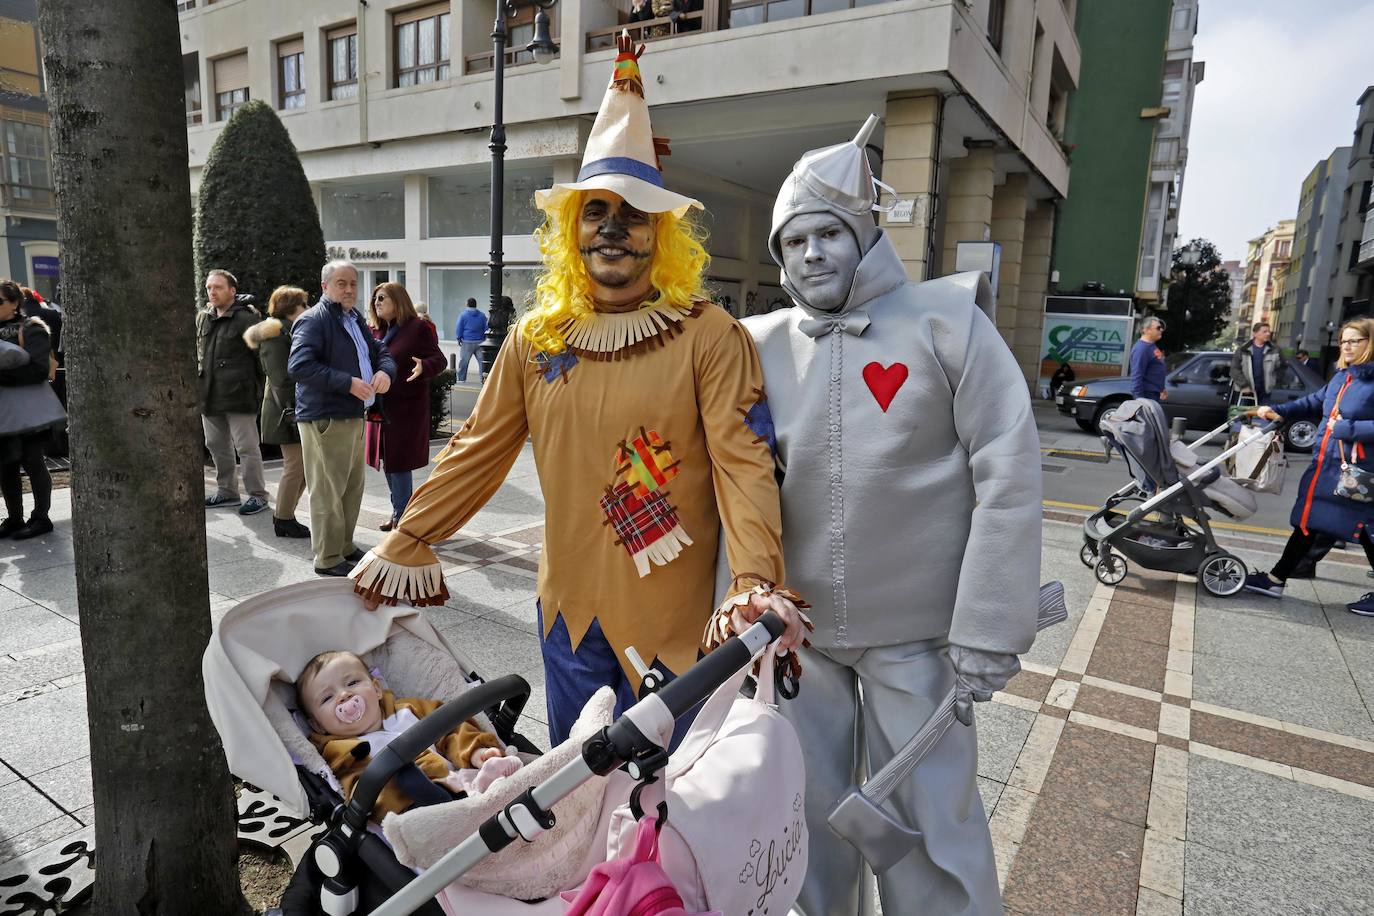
[345,674,531,832]
[655,610,784,718]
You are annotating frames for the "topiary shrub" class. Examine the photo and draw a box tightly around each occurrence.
[194,100,326,306]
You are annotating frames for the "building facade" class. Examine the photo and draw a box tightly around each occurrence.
[1237,220,1293,333]
[1278,148,1348,357]
[1343,87,1374,321]
[1050,0,1202,305]
[0,0,59,299]
[177,0,1080,388]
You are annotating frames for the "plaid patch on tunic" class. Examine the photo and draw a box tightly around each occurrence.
[535,350,578,384]
[600,482,682,556]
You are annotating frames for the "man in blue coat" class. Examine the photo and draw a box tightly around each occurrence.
[454,298,488,383]
[289,260,397,576]
[1129,317,1168,402]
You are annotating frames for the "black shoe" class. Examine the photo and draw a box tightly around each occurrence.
[0,517,24,539]
[12,517,53,540]
[273,517,310,539]
[314,561,355,577]
[344,548,366,563]
[205,493,240,509]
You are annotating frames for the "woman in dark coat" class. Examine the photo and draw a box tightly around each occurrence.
[365,282,446,528]
[244,286,311,539]
[0,279,64,540]
[1245,317,1374,617]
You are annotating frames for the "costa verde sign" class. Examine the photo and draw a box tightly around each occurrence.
[1040,313,1134,381]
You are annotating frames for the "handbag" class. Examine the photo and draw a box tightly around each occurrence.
[1328,375,1374,503]
[1336,440,1374,503]
[604,647,807,916]
[1230,423,1286,495]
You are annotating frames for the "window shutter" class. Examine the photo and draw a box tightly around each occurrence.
[327,22,358,41]
[278,37,305,58]
[213,52,249,92]
[393,2,448,26]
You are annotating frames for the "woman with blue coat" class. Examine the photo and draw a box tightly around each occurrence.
[1245,317,1374,616]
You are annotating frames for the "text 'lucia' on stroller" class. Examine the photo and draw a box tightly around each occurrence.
[1081,398,1281,597]
[202,579,791,916]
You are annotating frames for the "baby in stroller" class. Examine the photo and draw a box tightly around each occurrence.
[297,650,524,819]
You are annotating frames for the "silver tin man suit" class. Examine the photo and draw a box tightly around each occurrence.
[744,127,1042,916]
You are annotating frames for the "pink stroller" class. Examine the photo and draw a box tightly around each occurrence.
[202,579,801,915]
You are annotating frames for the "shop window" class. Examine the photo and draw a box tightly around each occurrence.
[278,38,305,110]
[321,180,406,240]
[427,266,539,341]
[394,3,451,87]
[328,24,359,100]
[427,165,552,238]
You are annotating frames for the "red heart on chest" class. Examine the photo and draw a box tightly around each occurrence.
[862,362,909,412]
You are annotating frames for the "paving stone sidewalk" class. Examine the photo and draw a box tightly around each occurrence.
[0,444,1371,914]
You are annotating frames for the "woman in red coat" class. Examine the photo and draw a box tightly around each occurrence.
[365,282,447,528]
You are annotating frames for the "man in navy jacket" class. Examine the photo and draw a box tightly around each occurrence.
[1129,316,1168,402]
[289,260,397,576]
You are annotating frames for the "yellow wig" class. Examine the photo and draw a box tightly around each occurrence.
[521,190,711,354]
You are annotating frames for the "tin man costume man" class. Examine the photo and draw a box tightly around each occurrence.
[744,118,1043,914]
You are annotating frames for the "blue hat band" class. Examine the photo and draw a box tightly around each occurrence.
[577,156,664,188]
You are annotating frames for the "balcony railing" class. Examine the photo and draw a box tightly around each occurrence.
[585,0,893,52]
[0,181,55,211]
[587,12,708,51]
[465,38,562,75]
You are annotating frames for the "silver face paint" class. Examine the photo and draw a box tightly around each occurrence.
[778,212,862,313]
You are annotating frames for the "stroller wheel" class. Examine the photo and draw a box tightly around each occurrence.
[1079,543,1098,568]
[1199,552,1247,596]
[1095,552,1128,585]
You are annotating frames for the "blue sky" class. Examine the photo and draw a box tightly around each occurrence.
[1176,0,1374,261]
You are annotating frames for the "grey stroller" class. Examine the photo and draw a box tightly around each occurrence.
[1082,399,1280,596]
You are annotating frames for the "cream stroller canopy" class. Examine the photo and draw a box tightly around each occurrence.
[202,578,482,815]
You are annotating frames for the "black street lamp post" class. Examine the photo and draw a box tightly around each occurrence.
[479,0,559,376]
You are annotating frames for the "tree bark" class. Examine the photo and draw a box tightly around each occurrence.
[36,3,251,912]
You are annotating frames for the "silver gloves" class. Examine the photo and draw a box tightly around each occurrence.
[949,646,1021,726]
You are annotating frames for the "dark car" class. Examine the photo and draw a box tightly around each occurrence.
[1055,350,1322,452]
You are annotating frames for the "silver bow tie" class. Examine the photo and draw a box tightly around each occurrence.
[798,309,871,339]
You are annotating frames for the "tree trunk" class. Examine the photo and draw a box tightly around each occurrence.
[36,3,251,912]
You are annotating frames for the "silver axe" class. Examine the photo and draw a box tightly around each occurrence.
[827,581,1068,873]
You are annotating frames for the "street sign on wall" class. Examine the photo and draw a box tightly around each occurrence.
[1040,313,1133,382]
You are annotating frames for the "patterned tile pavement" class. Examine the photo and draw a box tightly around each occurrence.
[0,443,1371,914]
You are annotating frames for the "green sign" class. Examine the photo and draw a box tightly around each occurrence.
[1040,314,1133,379]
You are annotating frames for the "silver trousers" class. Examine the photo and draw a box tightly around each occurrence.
[202,412,267,501]
[783,639,1002,916]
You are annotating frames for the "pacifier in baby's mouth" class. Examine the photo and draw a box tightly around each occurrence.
[335,695,367,725]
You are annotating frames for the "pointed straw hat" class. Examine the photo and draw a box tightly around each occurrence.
[535,32,701,217]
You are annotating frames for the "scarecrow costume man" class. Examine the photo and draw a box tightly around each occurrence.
[350,35,803,746]
[744,118,1043,914]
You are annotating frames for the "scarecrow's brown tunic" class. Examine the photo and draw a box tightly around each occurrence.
[352,299,786,679]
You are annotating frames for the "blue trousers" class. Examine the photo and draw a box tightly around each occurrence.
[537,604,699,752]
[457,340,483,382]
[385,470,412,521]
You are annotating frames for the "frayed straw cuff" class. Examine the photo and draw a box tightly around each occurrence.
[349,550,450,607]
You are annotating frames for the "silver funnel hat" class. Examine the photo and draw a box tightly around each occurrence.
[769,114,884,264]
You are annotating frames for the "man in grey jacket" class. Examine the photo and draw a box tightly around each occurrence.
[744,120,1042,914]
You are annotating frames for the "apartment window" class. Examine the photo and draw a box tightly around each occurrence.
[183,52,202,125]
[987,0,1006,54]
[1360,180,1373,215]
[213,52,249,121]
[2,120,52,205]
[1369,126,1374,155]
[1352,245,1362,272]
[176,0,196,11]
[278,39,305,110]
[394,3,451,87]
[1171,5,1191,31]
[327,24,359,100]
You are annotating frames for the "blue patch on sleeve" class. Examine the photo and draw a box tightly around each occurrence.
[743,394,777,454]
